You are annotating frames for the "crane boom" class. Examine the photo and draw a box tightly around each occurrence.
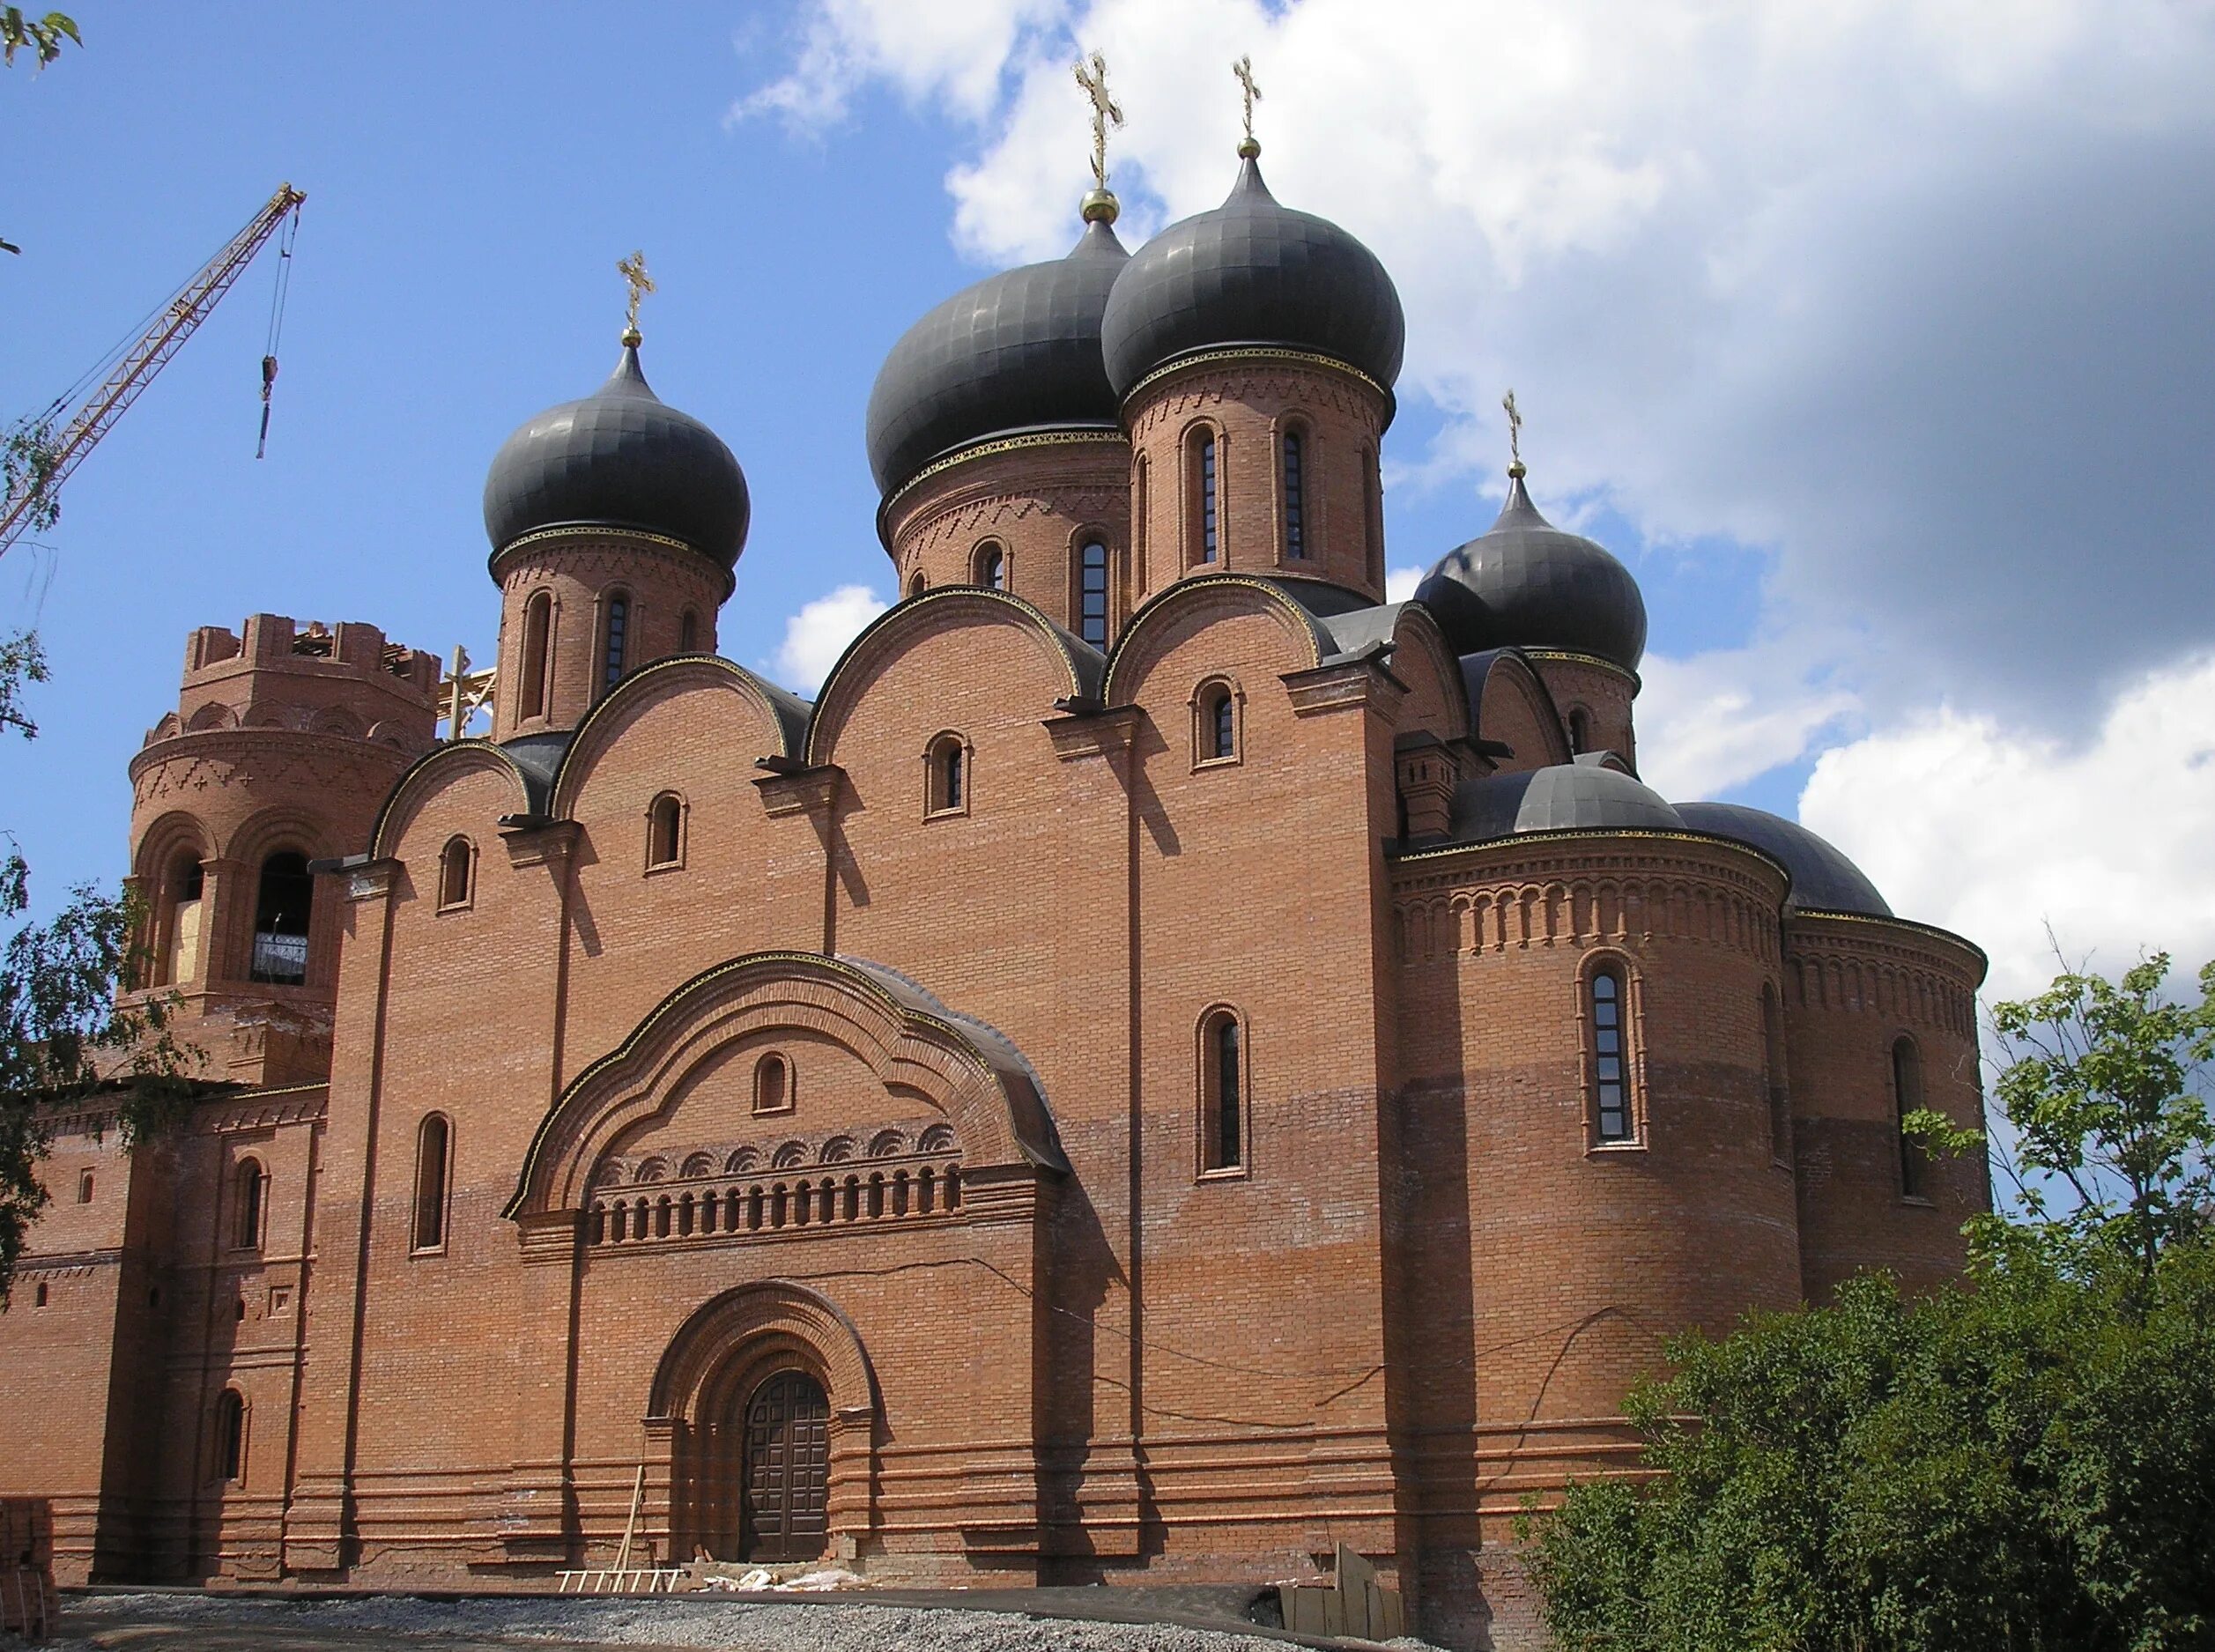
[0,181,306,558]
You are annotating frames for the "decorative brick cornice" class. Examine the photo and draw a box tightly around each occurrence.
[754,766,844,819]
[1783,911,1986,1034]
[1044,706,1142,761]
[204,1084,330,1134]
[1122,347,1391,421]
[129,728,411,794]
[488,526,737,601]
[880,429,1130,530]
[500,818,581,871]
[1284,660,1404,722]
[345,858,402,902]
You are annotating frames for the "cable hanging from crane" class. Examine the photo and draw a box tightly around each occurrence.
[0,181,307,559]
[257,196,301,460]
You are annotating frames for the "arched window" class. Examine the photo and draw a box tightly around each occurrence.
[1589,967,1633,1143]
[1282,427,1306,559]
[926,732,967,816]
[1363,446,1383,589]
[1078,540,1110,648]
[438,836,474,909]
[248,851,313,984]
[165,851,204,986]
[1762,985,1790,1163]
[678,607,699,654]
[78,1170,93,1204]
[753,1052,791,1115]
[518,589,552,720]
[233,1158,266,1251]
[1893,1036,1927,1197]
[1201,1011,1244,1173]
[1568,707,1592,755]
[973,542,1006,589]
[412,1115,450,1252]
[600,590,631,689]
[33,1282,47,1308]
[1191,429,1219,564]
[907,570,928,599]
[1196,681,1238,764]
[216,1389,246,1484]
[647,793,685,869]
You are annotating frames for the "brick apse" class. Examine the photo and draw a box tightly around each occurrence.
[0,148,1987,1650]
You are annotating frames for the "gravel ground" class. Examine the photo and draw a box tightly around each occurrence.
[44,1591,1445,1652]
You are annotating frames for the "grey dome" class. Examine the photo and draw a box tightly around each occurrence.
[1100,155,1405,400]
[484,344,750,569]
[1675,802,1893,915]
[1414,472,1648,671]
[1448,763,1683,842]
[866,219,1129,496]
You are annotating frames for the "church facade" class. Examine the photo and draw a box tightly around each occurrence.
[0,143,1988,1649]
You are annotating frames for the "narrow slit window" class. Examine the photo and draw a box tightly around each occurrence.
[1591,971,1632,1142]
[1198,435,1219,563]
[647,794,684,868]
[1079,541,1109,648]
[217,1390,246,1484]
[754,1052,790,1115]
[1893,1038,1927,1197]
[1202,685,1235,761]
[519,590,552,719]
[907,571,928,598]
[78,1170,93,1204]
[1568,707,1592,755]
[678,608,699,653]
[927,734,967,814]
[1282,430,1305,558]
[439,837,473,908]
[412,1115,450,1251]
[602,593,630,688]
[974,544,1006,589]
[1203,1013,1244,1172]
[1762,987,1790,1163]
[233,1159,266,1251]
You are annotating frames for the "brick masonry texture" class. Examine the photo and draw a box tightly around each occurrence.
[0,352,1988,1652]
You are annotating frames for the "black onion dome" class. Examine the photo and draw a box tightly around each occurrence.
[1675,802,1893,915]
[865,218,1130,496]
[1100,154,1405,400]
[1448,763,1683,843]
[1414,472,1648,671]
[483,344,750,569]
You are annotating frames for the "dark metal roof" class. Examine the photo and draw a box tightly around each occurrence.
[499,730,572,816]
[1448,763,1683,842]
[1675,802,1893,915]
[1414,472,1648,671]
[865,219,1130,496]
[483,344,751,569]
[1100,154,1405,400]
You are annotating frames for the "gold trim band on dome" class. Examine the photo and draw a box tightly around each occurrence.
[488,523,737,599]
[1520,648,1644,692]
[881,428,1130,518]
[1122,345,1390,408]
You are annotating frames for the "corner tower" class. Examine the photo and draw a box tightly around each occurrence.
[126,615,439,1084]
[1101,128,1404,605]
[482,293,749,740]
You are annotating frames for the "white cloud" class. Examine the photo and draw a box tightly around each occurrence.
[1798,655,2215,1003]
[1636,642,1862,801]
[1384,565,1426,603]
[769,583,888,693]
[742,0,2215,722]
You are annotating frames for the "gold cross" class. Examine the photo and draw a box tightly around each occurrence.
[1072,52,1122,190]
[1502,389,1524,473]
[618,250,655,344]
[1233,56,1263,148]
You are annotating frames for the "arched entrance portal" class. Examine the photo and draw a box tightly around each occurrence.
[739,1370,829,1562]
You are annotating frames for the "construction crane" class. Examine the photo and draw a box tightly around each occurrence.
[0,181,306,559]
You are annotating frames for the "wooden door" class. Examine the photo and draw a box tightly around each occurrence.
[741,1370,829,1562]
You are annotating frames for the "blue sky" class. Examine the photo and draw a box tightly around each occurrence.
[5,1,2212,1001]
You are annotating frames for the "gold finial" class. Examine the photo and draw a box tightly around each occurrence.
[617,249,655,347]
[1072,51,1124,224]
[1233,55,1263,158]
[1503,388,1525,479]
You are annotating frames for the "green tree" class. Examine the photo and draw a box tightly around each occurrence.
[1,9,79,254]
[1523,952,2215,1651]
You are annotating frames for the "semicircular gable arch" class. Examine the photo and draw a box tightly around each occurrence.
[368,741,535,861]
[648,1279,880,1425]
[1382,603,1470,743]
[1464,648,1573,769]
[1100,574,1333,707]
[225,803,346,868]
[505,949,1066,1220]
[804,588,1100,769]
[132,811,212,882]
[549,656,810,819]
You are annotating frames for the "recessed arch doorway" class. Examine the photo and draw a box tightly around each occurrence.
[692,1356,830,1563]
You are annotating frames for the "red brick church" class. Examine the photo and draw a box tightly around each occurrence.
[0,137,1986,1648]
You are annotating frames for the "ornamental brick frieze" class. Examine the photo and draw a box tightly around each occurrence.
[491,534,725,594]
[1783,915,1982,1035]
[201,1084,330,1135]
[1124,359,1385,435]
[130,729,412,798]
[1391,838,1788,965]
[900,484,1129,553]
